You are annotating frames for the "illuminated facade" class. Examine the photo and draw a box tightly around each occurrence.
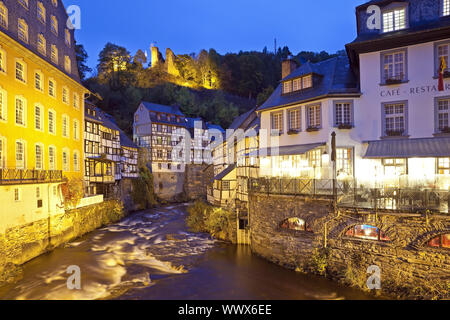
[0,0,88,232]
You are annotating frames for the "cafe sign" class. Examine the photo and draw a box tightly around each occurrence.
[380,83,450,98]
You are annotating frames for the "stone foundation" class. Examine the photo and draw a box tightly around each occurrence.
[184,164,214,200]
[0,200,125,283]
[249,193,450,299]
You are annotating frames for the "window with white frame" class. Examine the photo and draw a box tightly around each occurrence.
[48,110,55,134]
[62,87,68,104]
[443,0,450,16]
[15,60,26,82]
[292,78,301,91]
[73,151,79,171]
[307,104,321,129]
[288,108,301,131]
[302,75,312,89]
[383,50,406,83]
[0,47,5,73]
[73,119,79,140]
[48,79,55,97]
[271,112,283,133]
[35,104,42,130]
[50,16,58,35]
[16,140,25,169]
[0,88,6,121]
[65,29,71,47]
[37,2,46,24]
[384,103,406,136]
[336,148,353,177]
[0,137,5,168]
[382,7,406,33]
[438,158,450,174]
[62,115,69,138]
[0,2,8,29]
[73,93,79,109]
[283,81,292,94]
[437,42,449,74]
[51,45,58,64]
[37,34,46,55]
[18,19,28,43]
[64,56,71,73]
[15,96,26,126]
[383,158,406,176]
[437,98,450,131]
[35,71,43,91]
[35,144,43,170]
[48,146,56,170]
[62,149,69,172]
[335,102,352,127]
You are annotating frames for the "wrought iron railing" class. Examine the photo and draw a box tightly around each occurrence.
[248,177,450,214]
[0,169,63,185]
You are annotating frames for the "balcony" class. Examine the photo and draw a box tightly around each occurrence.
[0,169,63,185]
[249,177,450,214]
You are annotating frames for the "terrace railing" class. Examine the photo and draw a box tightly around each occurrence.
[0,169,63,185]
[248,177,450,214]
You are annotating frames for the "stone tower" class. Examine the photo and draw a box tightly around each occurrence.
[165,48,180,77]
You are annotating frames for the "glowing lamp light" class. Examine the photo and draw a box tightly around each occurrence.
[322,151,330,164]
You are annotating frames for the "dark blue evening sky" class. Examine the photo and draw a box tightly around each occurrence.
[62,0,364,76]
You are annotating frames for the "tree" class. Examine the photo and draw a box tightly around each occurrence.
[97,43,132,86]
[75,44,92,81]
[257,86,275,107]
[133,49,148,67]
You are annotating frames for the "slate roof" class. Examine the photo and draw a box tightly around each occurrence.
[186,117,207,130]
[257,55,359,112]
[364,137,450,158]
[212,164,236,182]
[229,107,259,131]
[206,123,225,133]
[140,101,184,116]
[246,142,326,157]
[92,109,138,149]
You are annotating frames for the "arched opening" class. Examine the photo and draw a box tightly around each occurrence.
[345,225,390,241]
[428,234,450,249]
[280,218,312,232]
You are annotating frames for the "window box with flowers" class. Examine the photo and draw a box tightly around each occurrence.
[306,127,320,132]
[287,129,300,135]
[385,77,404,85]
[385,130,405,137]
[338,123,353,130]
[440,127,450,134]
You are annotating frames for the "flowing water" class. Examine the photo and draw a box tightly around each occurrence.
[0,203,375,300]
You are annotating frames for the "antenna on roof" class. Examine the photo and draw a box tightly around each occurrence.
[274,38,277,54]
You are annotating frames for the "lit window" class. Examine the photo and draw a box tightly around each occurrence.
[383,51,406,83]
[308,149,322,168]
[307,104,321,129]
[292,78,301,91]
[15,140,25,169]
[335,102,352,127]
[51,45,58,64]
[35,104,42,130]
[64,56,71,73]
[48,79,56,97]
[62,87,69,104]
[14,188,20,202]
[18,0,28,9]
[283,81,292,94]
[437,43,449,75]
[302,75,312,89]
[62,115,69,138]
[280,218,312,232]
[0,47,5,73]
[336,148,353,177]
[345,225,390,241]
[50,16,58,35]
[288,109,301,131]
[15,96,26,126]
[0,2,8,29]
[35,71,43,91]
[73,93,79,109]
[48,110,55,134]
[18,19,28,43]
[437,98,450,132]
[65,29,71,47]
[15,60,26,82]
[383,158,406,176]
[0,88,6,121]
[384,103,406,136]
[438,158,450,175]
[73,151,79,171]
[37,2,45,24]
[73,119,79,140]
[48,146,56,170]
[37,34,46,55]
[35,144,43,170]
[443,0,450,16]
[271,111,283,133]
[383,7,406,33]
[0,137,5,168]
[428,234,450,249]
[62,149,69,172]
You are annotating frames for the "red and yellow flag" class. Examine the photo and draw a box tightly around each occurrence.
[439,56,447,92]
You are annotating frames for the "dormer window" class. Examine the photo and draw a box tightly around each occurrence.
[443,0,450,17]
[283,81,292,94]
[302,75,312,89]
[382,6,407,33]
[283,74,313,94]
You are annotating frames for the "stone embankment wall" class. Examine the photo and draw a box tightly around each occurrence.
[249,193,450,299]
[0,200,125,283]
[184,164,214,200]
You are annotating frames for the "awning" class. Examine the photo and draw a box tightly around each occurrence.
[211,164,236,182]
[364,137,450,159]
[245,142,326,157]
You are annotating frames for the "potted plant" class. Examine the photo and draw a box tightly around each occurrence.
[385,130,404,137]
[287,129,300,135]
[385,74,404,85]
[440,127,450,134]
[338,123,353,130]
[306,127,320,132]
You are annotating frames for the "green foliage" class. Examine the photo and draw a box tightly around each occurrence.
[60,177,84,209]
[75,44,92,81]
[186,201,235,241]
[131,166,158,210]
[257,86,275,107]
[308,247,330,276]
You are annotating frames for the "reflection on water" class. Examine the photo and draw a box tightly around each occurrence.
[0,204,375,300]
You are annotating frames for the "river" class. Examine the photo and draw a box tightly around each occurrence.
[0,203,374,300]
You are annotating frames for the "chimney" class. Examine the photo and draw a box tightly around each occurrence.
[282,55,298,79]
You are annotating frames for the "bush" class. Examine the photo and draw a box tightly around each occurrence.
[308,247,330,276]
[131,166,158,209]
[60,177,84,209]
